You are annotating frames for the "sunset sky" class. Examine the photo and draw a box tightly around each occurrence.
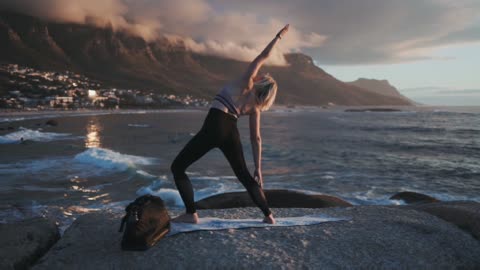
[1,0,479,105]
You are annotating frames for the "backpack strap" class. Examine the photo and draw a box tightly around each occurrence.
[119,215,127,232]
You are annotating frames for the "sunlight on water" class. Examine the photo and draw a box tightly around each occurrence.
[87,193,110,201]
[85,117,102,148]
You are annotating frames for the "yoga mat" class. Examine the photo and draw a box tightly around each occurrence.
[167,214,349,236]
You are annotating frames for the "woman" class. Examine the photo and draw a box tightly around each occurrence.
[171,24,290,224]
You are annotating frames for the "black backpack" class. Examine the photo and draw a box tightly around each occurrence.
[119,194,171,251]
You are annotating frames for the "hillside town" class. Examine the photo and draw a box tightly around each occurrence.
[0,64,210,111]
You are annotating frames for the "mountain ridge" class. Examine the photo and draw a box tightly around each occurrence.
[347,78,411,101]
[0,11,412,106]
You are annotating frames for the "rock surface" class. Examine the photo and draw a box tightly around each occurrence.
[390,191,440,204]
[0,217,60,270]
[34,206,480,270]
[195,189,352,209]
[407,201,480,240]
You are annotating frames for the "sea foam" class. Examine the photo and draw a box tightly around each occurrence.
[0,127,78,144]
[74,148,156,171]
[137,188,185,207]
[136,180,237,208]
[0,148,157,180]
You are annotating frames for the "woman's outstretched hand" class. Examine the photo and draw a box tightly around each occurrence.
[254,169,263,188]
[277,24,290,39]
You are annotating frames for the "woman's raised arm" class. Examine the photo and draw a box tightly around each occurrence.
[242,24,289,89]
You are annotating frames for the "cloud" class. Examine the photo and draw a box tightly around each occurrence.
[0,0,161,41]
[0,0,479,65]
[209,0,480,64]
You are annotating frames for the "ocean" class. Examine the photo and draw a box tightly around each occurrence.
[1,106,479,232]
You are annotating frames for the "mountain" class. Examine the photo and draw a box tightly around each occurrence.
[0,11,412,106]
[347,78,413,103]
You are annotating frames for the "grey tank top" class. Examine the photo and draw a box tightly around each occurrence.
[213,88,240,117]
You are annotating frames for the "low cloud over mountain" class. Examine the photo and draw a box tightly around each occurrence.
[0,11,412,106]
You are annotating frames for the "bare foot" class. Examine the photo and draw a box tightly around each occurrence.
[171,213,199,224]
[263,214,276,224]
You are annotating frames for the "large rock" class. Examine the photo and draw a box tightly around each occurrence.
[195,189,352,209]
[390,191,440,204]
[0,217,60,270]
[34,206,480,269]
[407,201,480,240]
[45,119,59,127]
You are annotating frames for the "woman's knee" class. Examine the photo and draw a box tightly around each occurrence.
[170,159,185,177]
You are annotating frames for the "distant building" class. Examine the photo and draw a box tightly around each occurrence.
[19,97,41,107]
[88,90,97,98]
[135,95,154,104]
[65,89,76,96]
[92,96,119,108]
[9,90,21,96]
[50,96,73,107]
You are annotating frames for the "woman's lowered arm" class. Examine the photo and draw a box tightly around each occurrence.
[249,109,263,187]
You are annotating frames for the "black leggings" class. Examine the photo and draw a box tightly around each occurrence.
[171,108,272,216]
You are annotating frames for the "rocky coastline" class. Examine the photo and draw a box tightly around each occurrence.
[1,191,479,269]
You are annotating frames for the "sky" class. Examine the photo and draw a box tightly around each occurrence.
[323,43,480,105]
[0,0,479,105]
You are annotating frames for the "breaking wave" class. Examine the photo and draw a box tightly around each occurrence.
[0,127,80,144]
[74,148,156,171]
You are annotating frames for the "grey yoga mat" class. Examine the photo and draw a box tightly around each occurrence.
[167,214,349,236]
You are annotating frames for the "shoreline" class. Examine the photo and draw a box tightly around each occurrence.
[2,189,479,235]
[0,104,480,117]
[0,107,208,123]
[2,104,479,125]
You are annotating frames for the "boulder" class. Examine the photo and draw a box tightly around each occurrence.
[0,217,60,270]
[34,206,480,269]
[195,189,352,209]
[45,120,58,127]
[407,201,480,240]
[390,191,440,204]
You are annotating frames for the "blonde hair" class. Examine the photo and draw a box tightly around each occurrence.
[254,74,277,111]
